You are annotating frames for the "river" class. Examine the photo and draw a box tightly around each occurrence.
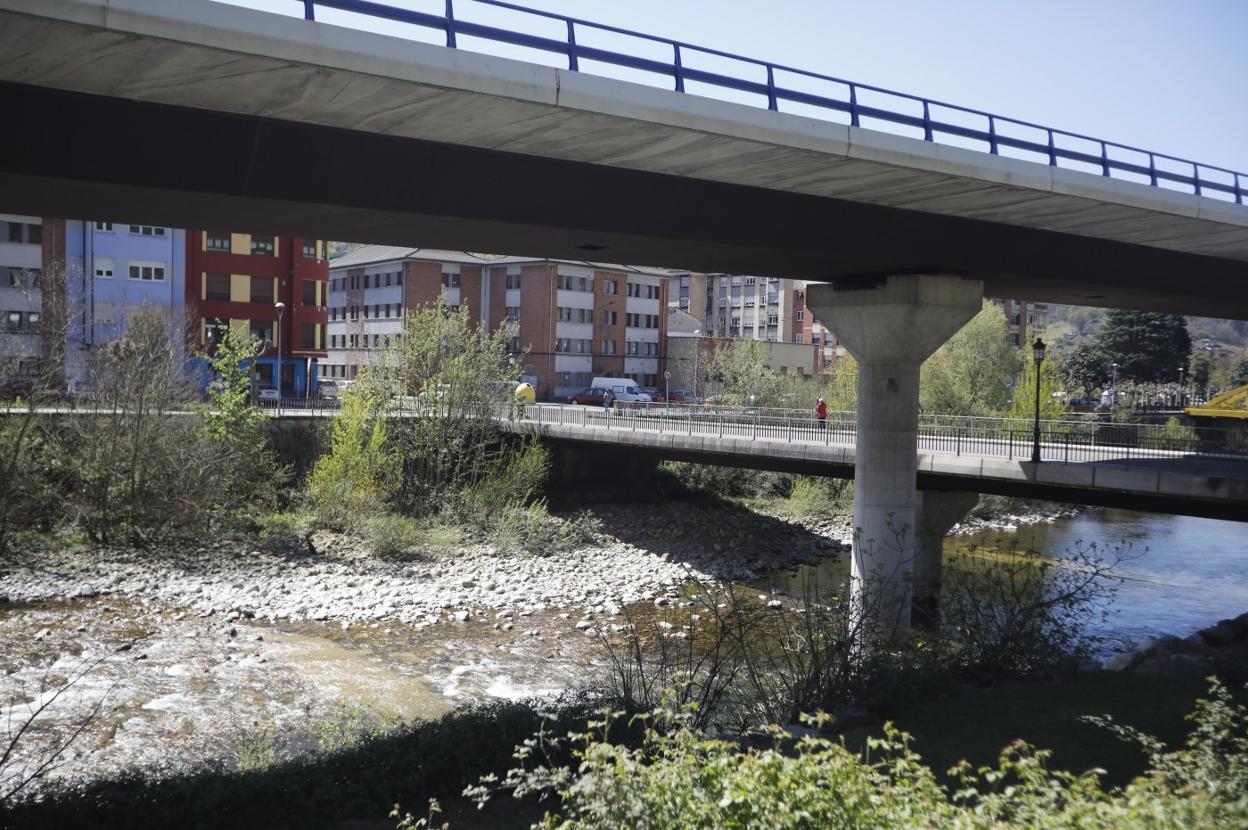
[957,510,1248,648]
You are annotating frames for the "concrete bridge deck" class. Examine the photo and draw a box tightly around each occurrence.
[502,404,1248,522]
[1,0,1246,315]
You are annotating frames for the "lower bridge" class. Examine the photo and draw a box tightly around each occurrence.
[502,403,1248,523]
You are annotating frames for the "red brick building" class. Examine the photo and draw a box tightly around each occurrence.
[186,232,328,396]
[325,247,669,399]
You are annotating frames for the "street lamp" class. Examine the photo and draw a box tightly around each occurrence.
[692,329,702,400]
[1178,365,1185,407]
[1030,337,1046,464]
[274,301,285,416]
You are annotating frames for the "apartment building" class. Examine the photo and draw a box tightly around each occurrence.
[792,283,839,372]
[186,232,329,396]
[993,298,1050,347]
[0,215,44,384]
[670,272,836,373]
[326,246,670,400]
[55,220,187,388]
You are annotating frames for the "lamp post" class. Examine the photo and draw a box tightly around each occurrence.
[1030,337,1046,464]
[1178,365,1185,407]
[691,329,701,400]
[274,301,285,416]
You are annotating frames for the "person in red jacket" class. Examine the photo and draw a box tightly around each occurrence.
[815,396,827,430]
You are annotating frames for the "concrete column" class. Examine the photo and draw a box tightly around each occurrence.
[912,490,979,628]
[808,274,982,640]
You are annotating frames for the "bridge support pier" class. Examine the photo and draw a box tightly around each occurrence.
[808,274,982,641]
[913,490,979,629]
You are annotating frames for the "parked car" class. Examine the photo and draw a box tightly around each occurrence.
[0,380,32,401]
[257,385,280,404]
[668,389,699,404]
[566,387,606,406]
[318,380,340,399]
[641,387,665,403]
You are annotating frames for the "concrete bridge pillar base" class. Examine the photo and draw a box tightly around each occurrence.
[808,274,982,640]
[912,490,979,629]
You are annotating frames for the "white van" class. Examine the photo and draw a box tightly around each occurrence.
[591,377,652,402]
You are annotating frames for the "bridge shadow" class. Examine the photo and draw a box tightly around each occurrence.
[573,498,845,580]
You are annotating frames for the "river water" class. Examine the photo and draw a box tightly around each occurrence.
[759,509,1248,650]
[957,510,1248,648]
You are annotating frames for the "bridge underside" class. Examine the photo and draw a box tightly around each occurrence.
[2,80,1245,319]
[532,436,1248,523]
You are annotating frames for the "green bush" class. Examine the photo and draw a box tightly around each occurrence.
[308,379,397,531]
[782,476,851,518]
[364,514,426,559]
[473,680,1248,830]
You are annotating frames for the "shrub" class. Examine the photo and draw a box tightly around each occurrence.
[782,476,851,518]
[471,680,1248,830]
[363,514,426,559]
[308,379,397,531]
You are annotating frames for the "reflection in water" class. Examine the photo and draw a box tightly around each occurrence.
[759,510,1248,648]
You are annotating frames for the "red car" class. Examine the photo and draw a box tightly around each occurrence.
[566,387,607,406]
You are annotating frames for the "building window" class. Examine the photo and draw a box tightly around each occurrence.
[251,276,274,304]
[129,261,166,281]
[603,279,618,295]
[302,281,317,305]
[441,272,460,288]
[302,323,316,349]
[602,339,617,355]
[558,274,591,292]
[206,232,230,251]
[129,225,165,237]
[792,333,803,343]
[602,310,617,326]
[302,240,317,258]
[794,310,805,322]
[204,318,228,346]
[250,320,273,345]
[626,340,639,356]
[205,274,231,301]
[505,306,520,322]
[93,257,114,279]
[250,235,275,256]
[507,336,520,353]
[557,306,592,323]
[94,222,113,232]
[384,272,392,287]
[506,273,521,289]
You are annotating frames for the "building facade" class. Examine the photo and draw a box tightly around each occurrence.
[666,308,817,393]
[327,247,670,400]
[186,232,329,396]
[60,220,187,388]
[0,214,44,385]
[993,298,1050,347]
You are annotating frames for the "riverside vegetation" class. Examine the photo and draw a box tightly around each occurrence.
[3,302,1246,828]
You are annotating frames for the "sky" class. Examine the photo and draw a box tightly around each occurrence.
[220,0,1247,189]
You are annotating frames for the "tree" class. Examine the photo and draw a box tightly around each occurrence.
[1231,357,1248,388]
[1094,310,1191,383]
[1056,340,1108,397]
[308,378,396,531]
[920,302,1021,416]
[1191,353,1213,396]
[1006,356,1067,422]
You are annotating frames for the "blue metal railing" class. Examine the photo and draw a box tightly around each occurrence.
[276,0,1244,205]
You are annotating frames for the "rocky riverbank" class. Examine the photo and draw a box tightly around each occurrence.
[0,504,847,629]
[1100,611,1248,683]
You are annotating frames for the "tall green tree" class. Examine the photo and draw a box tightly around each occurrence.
[1093,310,1191,383]
[1007,357,1067,422]
[1231,357,1248,388]
[920,302,1021,416]
[1191,354,1213,396]
[1056,340,1109,397]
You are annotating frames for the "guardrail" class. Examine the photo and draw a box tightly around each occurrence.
[535,401,1248,466]
[271,0,1245,204]
[8,398,1245,466]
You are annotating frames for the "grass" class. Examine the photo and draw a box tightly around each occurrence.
[852,671,1210,788]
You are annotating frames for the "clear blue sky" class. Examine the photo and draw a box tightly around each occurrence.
[224,0,1247,178]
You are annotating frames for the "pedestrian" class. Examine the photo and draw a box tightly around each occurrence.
[815,396,827,430]
[603,388,614,413]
